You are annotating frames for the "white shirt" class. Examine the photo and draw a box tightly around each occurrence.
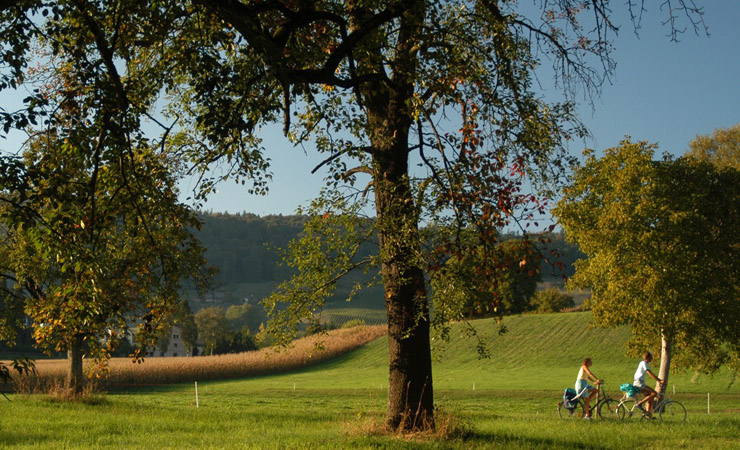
[634,360,650,385]
[577,366,587,381]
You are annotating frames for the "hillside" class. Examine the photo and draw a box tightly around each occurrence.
[280,312,739,395]
[14,312,738,397]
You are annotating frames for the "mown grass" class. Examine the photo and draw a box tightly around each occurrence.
[2,312,738,449]
[2,382,738,448]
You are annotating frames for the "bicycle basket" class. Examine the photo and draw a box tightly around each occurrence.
[563,388,577,409]
[620,383,640,397]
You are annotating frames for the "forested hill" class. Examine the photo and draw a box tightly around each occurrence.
[194,212,308,285]
[193,212,585,288]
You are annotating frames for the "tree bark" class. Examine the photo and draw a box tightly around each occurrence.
[66,335,84,395]
[656,333,672,394]
[373,151,434,431]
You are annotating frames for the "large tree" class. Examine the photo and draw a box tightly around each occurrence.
[553,139,740,391]
[1,0,706,429]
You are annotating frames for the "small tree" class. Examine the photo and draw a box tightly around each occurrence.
[225,302,267,335]
[554,139,740,390]
[0,137,210,393]
[194,306,231,356]
[173,300,199,356]
[530,288,575,314]
[157,299,199,356]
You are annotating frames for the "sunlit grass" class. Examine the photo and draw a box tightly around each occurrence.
[3,312,740,448]
[3,384,738,449]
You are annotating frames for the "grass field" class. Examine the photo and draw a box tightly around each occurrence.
[2,312,738,449]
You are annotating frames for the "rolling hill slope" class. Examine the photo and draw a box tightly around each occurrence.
[265,311,739,395]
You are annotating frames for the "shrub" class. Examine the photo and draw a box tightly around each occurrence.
[530,288,575,313]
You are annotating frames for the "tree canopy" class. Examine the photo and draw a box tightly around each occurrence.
[0,134,211,392]
[554,139,740,385]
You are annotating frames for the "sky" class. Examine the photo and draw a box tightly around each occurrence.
[3,2,739,217]
[194,2,740,216]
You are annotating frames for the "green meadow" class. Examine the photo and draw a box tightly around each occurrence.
[2,312,738,449]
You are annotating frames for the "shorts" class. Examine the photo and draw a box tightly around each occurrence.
[575,379,593,396]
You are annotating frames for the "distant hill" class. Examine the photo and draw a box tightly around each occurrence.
[195,212,308,286]
[192,212,586,317]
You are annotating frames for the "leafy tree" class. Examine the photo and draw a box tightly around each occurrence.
[0,135,210,393]
[554,139,740,392]
[431,236,542,319]
[1,0,706,429]
[687,123,740,171]
[225,302,267,335]
[158,299,199,356]
[173,300,199,355]
[194,306,231,356]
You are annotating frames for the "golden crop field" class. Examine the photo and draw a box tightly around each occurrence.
[10,325,385,392]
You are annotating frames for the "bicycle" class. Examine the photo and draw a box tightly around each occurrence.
[616,383,687,423]
[558,382,619,420]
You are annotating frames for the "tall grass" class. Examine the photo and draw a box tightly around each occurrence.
[9,325,385,392]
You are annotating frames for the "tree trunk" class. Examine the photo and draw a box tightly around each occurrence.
[350,0,432,431]
[66,335,84,395]
[656,333,672,394]
[374,157,434,431]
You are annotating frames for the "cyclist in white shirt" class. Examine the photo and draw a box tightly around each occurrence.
[634,352,662,415]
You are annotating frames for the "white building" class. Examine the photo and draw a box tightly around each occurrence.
[149,326,189,357]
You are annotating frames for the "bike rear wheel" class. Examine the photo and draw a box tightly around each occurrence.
[658,400,687,423]
[597,398,619,421]
[558,400,584,419]
[617,398,641,420]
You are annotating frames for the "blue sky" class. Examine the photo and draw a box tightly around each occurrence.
[3,3,738,217]
[197,2,740,216]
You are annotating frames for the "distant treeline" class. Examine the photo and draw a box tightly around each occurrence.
[194,212,584,286]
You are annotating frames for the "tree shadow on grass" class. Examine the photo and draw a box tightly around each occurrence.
[461,430,611,450]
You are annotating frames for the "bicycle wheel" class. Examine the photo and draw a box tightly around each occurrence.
[658,400,687,423]
[617,398,640,420]
[558,400,584,419]
[597,398,620,421]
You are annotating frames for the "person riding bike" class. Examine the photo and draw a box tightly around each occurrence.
[633,352,662,416]
[576,357,602,419]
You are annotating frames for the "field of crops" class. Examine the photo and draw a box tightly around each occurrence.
[2,312,738,449]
